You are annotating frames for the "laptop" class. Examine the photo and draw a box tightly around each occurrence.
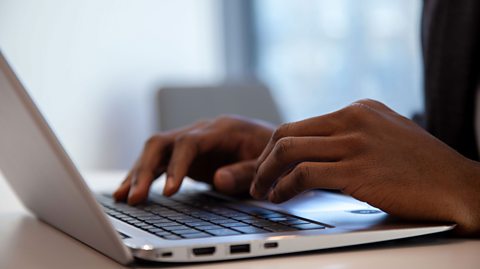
[0,50,454,265]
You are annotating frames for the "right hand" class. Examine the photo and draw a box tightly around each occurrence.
[113,115,275,205]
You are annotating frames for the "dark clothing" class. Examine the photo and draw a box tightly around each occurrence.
[422,0,480,160]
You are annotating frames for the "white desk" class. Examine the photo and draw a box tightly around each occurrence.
[1,171,479,269]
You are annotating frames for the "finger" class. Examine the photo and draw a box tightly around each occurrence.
[113,171,134,202]
[114,120,212,203]
[251,136,347,199]
[164,130,217,196]
[256,114,341,172]
[126,136,171,204]
[268,162,347,203]
[128,165,166,205]
[213,160,256,196]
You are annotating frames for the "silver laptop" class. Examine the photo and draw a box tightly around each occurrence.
[0,50,454,265]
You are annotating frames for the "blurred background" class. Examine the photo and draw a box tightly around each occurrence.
[0,0,423,171]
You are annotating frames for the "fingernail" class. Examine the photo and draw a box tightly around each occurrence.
[113,191,121,201]
[127,190,137,205]
[249,184,257,198]
[127,184,135,198]
[268,191,278,203]
[163,176,175,196]
[217,170,236,191]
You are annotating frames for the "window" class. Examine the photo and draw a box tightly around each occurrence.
[0,0,223,169]
[253,0,423,121]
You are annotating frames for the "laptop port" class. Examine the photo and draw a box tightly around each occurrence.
[192,247,216,256]
[230,244,250,254]
[161,252,172,257]
[264,242,278,249]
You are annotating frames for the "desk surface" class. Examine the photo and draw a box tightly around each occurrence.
[0,171,479,269]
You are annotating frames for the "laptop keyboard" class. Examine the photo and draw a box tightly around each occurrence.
[99,193,329,240]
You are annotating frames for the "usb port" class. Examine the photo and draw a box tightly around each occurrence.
[230,244,250,254]
[161,252,172,257]
[264,242,278,249]
[192,247,216,256]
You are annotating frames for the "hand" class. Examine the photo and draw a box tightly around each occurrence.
[114,115,274,205]
[250,99,480,235]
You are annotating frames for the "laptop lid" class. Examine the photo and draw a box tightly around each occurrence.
[0,50,133,265]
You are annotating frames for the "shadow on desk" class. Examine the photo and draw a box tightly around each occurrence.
[1,213,477,269]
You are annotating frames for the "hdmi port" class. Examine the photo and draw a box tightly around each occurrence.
[192,247,216,256]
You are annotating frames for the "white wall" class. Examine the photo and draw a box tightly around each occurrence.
[0,0,224,170]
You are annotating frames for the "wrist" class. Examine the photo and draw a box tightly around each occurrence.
[451,159,480,236]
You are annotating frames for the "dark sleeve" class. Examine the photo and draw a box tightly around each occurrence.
[422,0,480,161]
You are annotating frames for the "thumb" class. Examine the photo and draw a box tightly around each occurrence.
[213,160,256,196]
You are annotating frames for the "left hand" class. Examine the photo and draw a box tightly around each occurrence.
[250,99,480,235]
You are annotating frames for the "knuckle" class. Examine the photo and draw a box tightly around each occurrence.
[344,133,368,152]
[355,98,380,106]
[348,102,370,115]
[292,163,311,187]
[272,137,293,161]
[355,98,388,110]
[291,180,304,196]
[272,123,292,141]
[340,102,374,124]
[215,114,236,124]
[145,135,161,148]
[174,133,187,144]
[175,132,197,144]
[195,118,211,127]
[174,131,202,155]
[135,165,154,178]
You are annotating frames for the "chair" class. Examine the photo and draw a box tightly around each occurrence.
[156,82,283,131]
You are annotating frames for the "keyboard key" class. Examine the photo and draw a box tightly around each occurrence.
[181,232,210,239]
[261,213,285,219]
[173,228,202,235]
[209,208,238,215]
[162,212,184,218]
[279,219,310,225]
[137,223,154,228]
[221,212,251,218]
[232,226,268,234]
[207,216,230,221]
[174,216,198,222]
[211,219,239,224]
[198,213,223,220]
[207,229,241,236]
[153,221,182,227]
[146,219,171,224]
[221,222,250,227]
[263,224,297,232]
[162,235,182,240]
[119,216,136,222]
[197,225,224,231]
[240,219,273,227]
[162,225,191,231]
[234,215,258,221]
[267,217,290,222]
[187,221,212,227]
[154,231,173,236]
[147,228,165,233]
[291,223,326,230]
[140,215,164,220]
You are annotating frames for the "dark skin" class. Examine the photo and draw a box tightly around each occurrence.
[114,99,480,236]
[113,116,275,203]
